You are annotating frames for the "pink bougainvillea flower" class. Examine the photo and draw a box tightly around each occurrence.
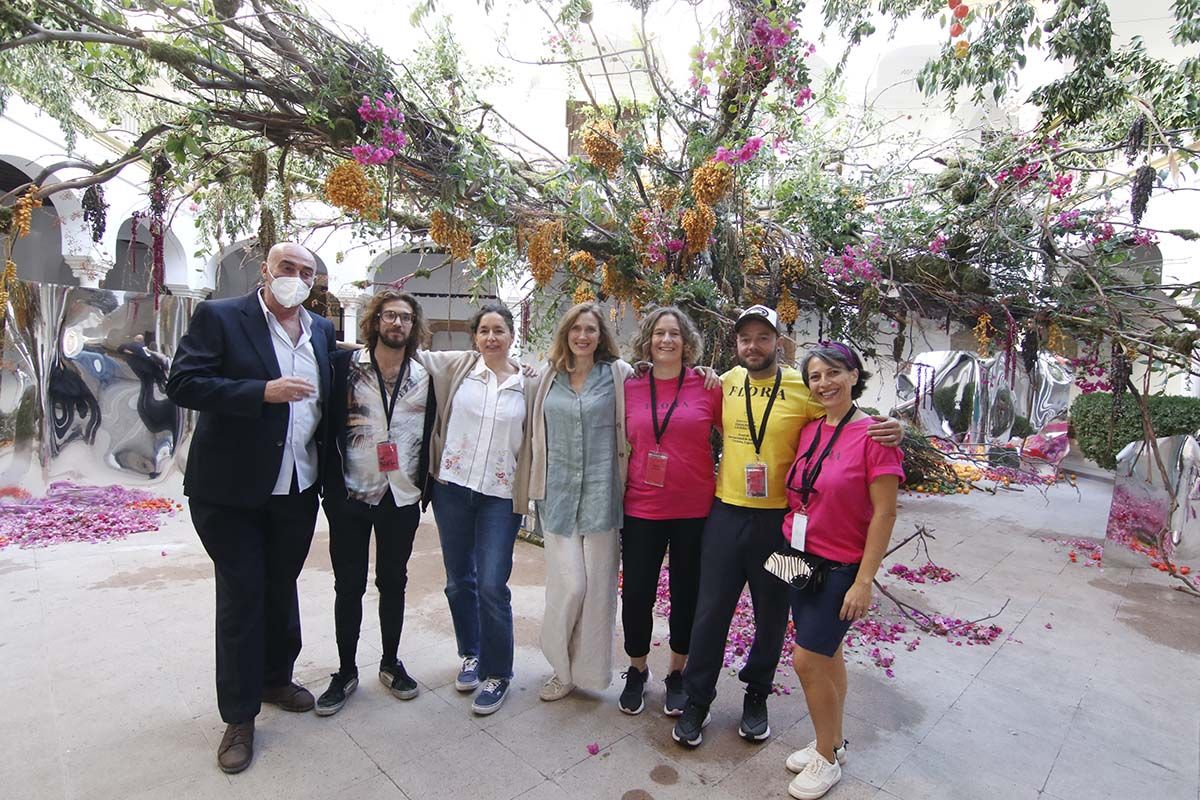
[586,742,600,755]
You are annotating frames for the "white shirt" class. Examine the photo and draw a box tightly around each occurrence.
[438,358,526,498]
[342,348,430,506]
[257,291,321,495]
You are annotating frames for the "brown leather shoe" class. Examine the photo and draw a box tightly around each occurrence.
[217,721,254,774]
[261,682,315,712]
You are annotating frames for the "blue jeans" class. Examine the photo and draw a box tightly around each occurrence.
[431,481,521,680]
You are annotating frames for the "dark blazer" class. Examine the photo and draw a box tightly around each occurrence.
[167,290,336,508]
[321,348,437,510]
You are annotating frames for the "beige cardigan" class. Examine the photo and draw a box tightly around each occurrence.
[415,349,531,511]
[512,359,634,515]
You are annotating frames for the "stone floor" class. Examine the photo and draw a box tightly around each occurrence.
[2,474,1197,800]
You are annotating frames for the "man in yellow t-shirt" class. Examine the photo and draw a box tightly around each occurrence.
[672,305,902,748]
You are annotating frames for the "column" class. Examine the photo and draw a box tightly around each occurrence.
[335,287,366,344]
[65,255,112,288]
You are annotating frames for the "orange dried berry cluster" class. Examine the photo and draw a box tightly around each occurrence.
[324,162,380,219]
[777,287,798,325]
[643,142,666,162]
[781,254,805,281]
[528,219,566,287]
[572,283,596,305]
[681,203,716,256]
[473,249,490,271]
[656,186,680,212]
[12,186,37,237]
[582,119,622,177]
[742,224,766,274]
[691,161,732,206]
[430,210,472,262]
[1046,322,1064,354]
[630,212,651,245]
[601,263,637,301]
[973,312,992,357]
[568,250,597,277]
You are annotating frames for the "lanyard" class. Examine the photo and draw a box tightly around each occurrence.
[369,351,408,430]
[786,406,858,506]
[744,368,782,459]
[649,368,687,447]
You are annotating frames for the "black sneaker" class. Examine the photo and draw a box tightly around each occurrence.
[671,700,711,747]
[315,671,358,717]
[379,661,419,700]
[618,666,651,715]
[738,687,770,741]
[663,670,686,717]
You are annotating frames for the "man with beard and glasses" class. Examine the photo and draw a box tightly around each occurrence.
[671,306,903,748]
[313,289,437,717]
[168,242,335,774]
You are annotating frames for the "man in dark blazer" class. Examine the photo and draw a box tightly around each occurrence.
[167,242,336,774]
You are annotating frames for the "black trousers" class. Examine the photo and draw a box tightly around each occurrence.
[681,499,790,707]
[191,484,319,725]
[620,515,705,659]
[323,493,421,675]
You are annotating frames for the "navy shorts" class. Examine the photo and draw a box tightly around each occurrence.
[790,563,860,658]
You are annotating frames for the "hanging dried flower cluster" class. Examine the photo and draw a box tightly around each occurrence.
[741,223,766,274]
[11,186,37,238]
[691,161,732,205]
[429,210,472,261]
[582,119,622,177]
[601,262,637,302]
[573,283,596,304]
[781,254,805,282]
[527,219,566,286]
[656,185,680,212]
[777,287,798,325]
[681,203,716,256]
[973,312,993,357]
[0,258,17,318]
[81,185,108,243]
[324,161,381,219]
[1046,322,1065,354]
[568,250,597,278]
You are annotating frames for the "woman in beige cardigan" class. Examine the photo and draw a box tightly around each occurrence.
[515,303,632,700]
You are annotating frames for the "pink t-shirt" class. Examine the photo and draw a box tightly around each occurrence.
[783,416,906,563]
[623,372,722,520]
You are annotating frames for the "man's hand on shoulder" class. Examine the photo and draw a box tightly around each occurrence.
[264,377,316,403]
[867,416,904,448]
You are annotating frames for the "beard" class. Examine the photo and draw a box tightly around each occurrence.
[738,350,777,373]
[377,328,411,350]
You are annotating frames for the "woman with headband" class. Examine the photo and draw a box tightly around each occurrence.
[780,341,904,800]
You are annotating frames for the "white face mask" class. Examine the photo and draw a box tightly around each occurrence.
[267,274,311,308]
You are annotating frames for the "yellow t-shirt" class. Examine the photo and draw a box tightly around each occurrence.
[715,366,825,509]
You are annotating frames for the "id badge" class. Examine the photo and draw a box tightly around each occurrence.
[791,512,808,552]
[745,462,768,498]
[644,450,669,487]
[376,441,400,473]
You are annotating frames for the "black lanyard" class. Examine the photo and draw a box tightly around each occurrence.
[369,351,408,430]
[786,406,857,506]
[744,368,782,460]
[649,368,687,447]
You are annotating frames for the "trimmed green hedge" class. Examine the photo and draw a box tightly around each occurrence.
[1069,392,1200,469]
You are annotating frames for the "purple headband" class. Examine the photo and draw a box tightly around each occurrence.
[817,340,861,371]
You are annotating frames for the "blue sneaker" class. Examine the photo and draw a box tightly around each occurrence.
[471,677,509,716]
[455,656,480,692]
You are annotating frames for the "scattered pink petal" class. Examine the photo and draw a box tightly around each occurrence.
[586,742,600,755]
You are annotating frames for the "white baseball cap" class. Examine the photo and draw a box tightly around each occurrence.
[734,304,780,333]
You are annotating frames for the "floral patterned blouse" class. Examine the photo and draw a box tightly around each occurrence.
[436,358,526,499]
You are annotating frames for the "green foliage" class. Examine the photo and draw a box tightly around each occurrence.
[1069,392,1200,469]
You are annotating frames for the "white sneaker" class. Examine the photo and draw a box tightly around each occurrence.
[539,674,575,701]
[787,751,842,799]
[786,740,848,773]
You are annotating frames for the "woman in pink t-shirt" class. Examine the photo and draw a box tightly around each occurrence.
[780,342,903,800]
[618,307,722,717]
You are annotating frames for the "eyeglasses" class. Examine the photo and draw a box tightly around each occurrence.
[378,311,414,325]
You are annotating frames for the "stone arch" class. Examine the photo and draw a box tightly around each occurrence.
[105,214,189,293]
[0,154,88,285]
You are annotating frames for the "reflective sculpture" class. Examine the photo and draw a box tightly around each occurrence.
[0,280,195,486]
[894,350,1072,445]
[1105,434,1200,567]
